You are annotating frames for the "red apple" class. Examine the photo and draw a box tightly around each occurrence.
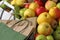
[24,3,30,8]
[45,1,56,10]
[34,0,41,2]
[34,33,39,39]
[35,6,47,16]
[55,8,60,19]
[49,7,60,19]
[35,1,43,6]
[34,0,39,2]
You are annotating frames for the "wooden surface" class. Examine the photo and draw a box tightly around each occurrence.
[0,17,37,37]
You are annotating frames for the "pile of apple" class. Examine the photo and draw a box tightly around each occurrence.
[11,0,60,40]
[11,0,47,18]
[34,0,60,40]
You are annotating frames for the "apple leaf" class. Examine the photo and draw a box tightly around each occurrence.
[14,5,21,19]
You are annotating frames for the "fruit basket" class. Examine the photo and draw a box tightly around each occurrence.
[0,0,60,40]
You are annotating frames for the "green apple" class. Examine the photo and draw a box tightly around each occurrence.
[57,3,60,9]
[19,8,27,17]
[56,19,60,30]
[53,30,60,40]
[56,26,60,31]
[59,19,60,26]
[29,2,39,11]
[46,35,54,40]
[24,9,35,18]
[37,22,53,36]
[36,35,47,40]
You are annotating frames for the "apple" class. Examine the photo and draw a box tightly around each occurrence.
[56,26,60,31]
[55,7,60,19]
[19,8,27,17]
[16,0,26,6]
[11,0,16,5]
[53,30,60,40]
[29,2,39,11]
[49,7,60,19]
[37,22,53,36]
[50,19,57,29]
[34,33,39,39]
[34,0,44,6]
[57,3,60,9]
[35,1,43,6]
[45,1,56,10]
[35,6,47,16]
[49,7,56,18]
[24,9,35,18]
[24,3,30,8]
[58,19,60,26]
[48,0,58,3]
[36,35,47,40]
[34,0,41,2]
[37,12,52,24]
[34,0,38,1]
[46,35,54,40]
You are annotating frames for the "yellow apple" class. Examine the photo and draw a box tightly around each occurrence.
[37,22,53,36]
[11,0,16,5]
[49,7,60,18]
[24,9,35,18]
[29,2,39,11]
[37,12,52,24]
[49,7,56,18]
[16,0,25,6]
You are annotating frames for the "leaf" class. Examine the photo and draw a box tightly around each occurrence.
[14,5,21,19]
[14,5,20,14]
[0,4,7,9]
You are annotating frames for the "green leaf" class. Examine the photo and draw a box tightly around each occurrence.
[14,5,20,14]
[14,5,21,19]
[0,4,7,9]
